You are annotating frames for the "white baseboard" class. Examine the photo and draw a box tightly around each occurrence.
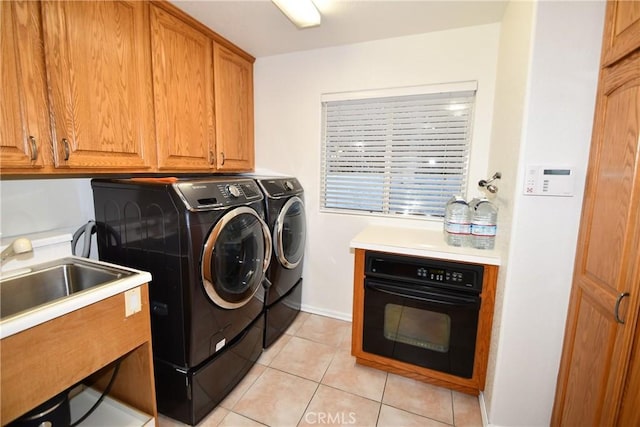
[479,391,489,426]
[300,304,352,322]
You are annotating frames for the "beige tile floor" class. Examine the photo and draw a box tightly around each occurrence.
[158,312,483,427]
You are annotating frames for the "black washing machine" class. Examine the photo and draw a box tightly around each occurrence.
[255,177,306,348]
[91,177,271,425]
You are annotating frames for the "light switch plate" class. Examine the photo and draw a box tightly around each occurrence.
[125,287,142,317]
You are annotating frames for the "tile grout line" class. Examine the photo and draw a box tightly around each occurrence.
[295,379,322,427]
[375,371,390,426]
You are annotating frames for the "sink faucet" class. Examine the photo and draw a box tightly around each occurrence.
[1,237,33,267]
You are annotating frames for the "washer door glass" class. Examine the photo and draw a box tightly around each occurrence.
[202,206,271,309]
[275,196,306,269]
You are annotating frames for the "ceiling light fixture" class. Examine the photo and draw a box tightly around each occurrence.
[272,0,321,29]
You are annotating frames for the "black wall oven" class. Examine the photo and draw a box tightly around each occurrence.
[362,251,484,379]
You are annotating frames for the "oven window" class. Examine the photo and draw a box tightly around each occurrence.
[383,304,451,353]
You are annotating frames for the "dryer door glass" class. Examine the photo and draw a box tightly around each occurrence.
[275,196,306,269]
[202,207,271,309]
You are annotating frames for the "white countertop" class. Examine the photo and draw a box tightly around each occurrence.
[0,257,152,339]
[350,225,501,266]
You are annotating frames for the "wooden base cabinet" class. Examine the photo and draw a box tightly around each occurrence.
[0,285,157,425]
[551,1,640,425]
[351,249,498,395]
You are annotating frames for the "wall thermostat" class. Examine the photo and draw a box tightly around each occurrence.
[524,165,574,197]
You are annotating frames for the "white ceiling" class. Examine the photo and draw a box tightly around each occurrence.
[170,0,508,58]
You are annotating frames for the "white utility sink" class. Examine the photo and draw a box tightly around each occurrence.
[0,256,151,339]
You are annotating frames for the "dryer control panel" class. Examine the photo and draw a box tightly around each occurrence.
[257,177,303,198]
[174,179,263,211]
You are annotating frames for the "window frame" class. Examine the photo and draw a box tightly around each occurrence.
[320,81,478,220]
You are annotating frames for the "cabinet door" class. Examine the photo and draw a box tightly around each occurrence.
[601,1,640,67]
[213,43,254,171]
[551,50,640,426]
[150,5,215,171]
[41,0,154,170]
[1,1,50,170]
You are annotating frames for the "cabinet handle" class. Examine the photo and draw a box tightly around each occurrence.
[220,152,225,165]
[62,138,70,161]
[28,136,38,161]
[209,150,215,165]
[614,292,629,324]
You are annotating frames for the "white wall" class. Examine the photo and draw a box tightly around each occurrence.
[254,23,501,319]
[480,0,537,422]
[484,1,605,426]
[0,178,95,238]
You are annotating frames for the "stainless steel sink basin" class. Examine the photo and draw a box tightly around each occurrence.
[1,257,134,320]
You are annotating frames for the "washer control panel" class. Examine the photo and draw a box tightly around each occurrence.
[174,179,263,211]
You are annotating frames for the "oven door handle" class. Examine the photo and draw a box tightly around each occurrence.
[365,280,479,307]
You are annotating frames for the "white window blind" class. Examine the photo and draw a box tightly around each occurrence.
[320,85,476,218]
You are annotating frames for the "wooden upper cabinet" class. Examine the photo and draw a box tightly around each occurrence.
[41,0,155,170]
[601,0,640,67]
[150,4,215,171]
[1,0,254,176]
[214,43,255,172]
[0,1,51,171]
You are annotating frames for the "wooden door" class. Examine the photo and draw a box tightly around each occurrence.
[0,1,51,170]
[150,4,215,171]
[617,308,640,425]
[551,49,640,426]
[41,0,154,170]
[601,0,640,67]
[213,43,254,171]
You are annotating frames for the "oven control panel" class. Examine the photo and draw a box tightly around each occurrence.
[365,251,484,293]
[416,267,470,285]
